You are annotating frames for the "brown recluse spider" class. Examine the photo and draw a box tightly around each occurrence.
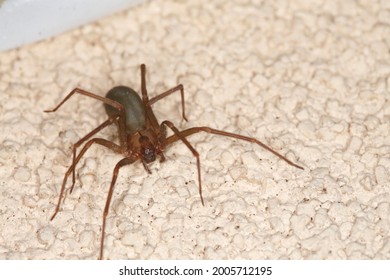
[45,64,304,259]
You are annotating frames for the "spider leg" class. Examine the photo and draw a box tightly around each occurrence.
[148,84,188,121]
[50,138,122,221]
[44,87,124,114]
[139,64,161,130]
[141,160,152,174]
[140,64,149,103]
[44,88,127,146]
[139,64,187,121]
[160,120,204,206]
[70,115,124,194]
[164,126,304,170]
[100,157,135,260]
[159,153,166,162]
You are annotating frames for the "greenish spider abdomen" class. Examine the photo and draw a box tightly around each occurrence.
[104,85,146,134]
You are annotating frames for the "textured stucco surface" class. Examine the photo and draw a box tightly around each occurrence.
[0,0,389,259]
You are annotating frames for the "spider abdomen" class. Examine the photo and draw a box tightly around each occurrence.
[104,86,146,134]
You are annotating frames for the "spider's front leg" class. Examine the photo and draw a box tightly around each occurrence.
[164,126,304,169]
[69,115,123,194]
[160,120,204,206]
[50,138,122,221]
[100,157,135,260]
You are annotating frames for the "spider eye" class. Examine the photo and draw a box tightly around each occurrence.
[143,147,156,163]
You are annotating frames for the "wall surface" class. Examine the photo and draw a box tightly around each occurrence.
[0,0,389,259]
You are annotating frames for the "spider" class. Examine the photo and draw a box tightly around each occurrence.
[45,64,304,259]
